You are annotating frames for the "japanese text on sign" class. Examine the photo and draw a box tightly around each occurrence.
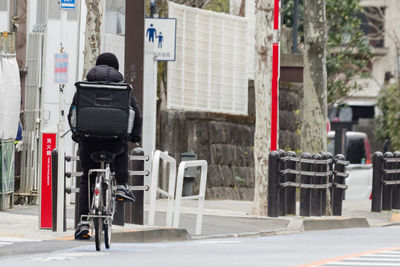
[61,0,76,9]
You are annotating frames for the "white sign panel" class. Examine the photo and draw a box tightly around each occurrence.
[54,53,68,84]
[145,18,176,61]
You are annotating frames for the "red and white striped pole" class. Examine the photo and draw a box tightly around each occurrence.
[270,0,280,151]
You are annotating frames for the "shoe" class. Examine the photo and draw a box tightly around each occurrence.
[74,221,91,240]
[116,184,136,202]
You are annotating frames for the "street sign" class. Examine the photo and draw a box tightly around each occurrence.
[145,18,176,61]
[60,0,75,10]
[54,53,68,84]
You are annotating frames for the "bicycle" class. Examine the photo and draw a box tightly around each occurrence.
[85,151,116,251]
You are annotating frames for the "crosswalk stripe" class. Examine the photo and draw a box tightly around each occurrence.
[377,251,400,254]
[326,262,400,266]
[0,237,41,247]
[323,251,400,266]
[349,257,400,261]
[363,254,400,259]
[314,249,400,267]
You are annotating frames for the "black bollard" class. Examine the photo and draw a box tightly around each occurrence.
[393,151,400,209]
[311,153,322,216]
[327,152,334,212]
[372,152,384,212]
[268,151,280,217]
[382,152,394,211]
[332,154,346,216]
[278,149,287,216]
[51,149,58,232]
[286,151,297,215]
[51,148,66,232]
[320,152,328,215]
[300,152,312,217]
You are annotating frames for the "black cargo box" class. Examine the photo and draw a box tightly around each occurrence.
[75,81,131,138]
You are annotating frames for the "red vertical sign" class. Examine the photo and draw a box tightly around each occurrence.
[40,133,56,229]
[271,0,280,151]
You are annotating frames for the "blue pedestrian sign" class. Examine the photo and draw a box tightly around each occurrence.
[145,18,176,61]
[60,0,75,10]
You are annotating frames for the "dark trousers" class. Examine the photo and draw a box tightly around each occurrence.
[78,140,129,219]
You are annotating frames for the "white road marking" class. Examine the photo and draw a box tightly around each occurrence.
[347,257,400,261]
[324,250,400,266]
[195,240,244,245]
[30,252,109,262]
[326,262,400,266]
[0,237,40,247]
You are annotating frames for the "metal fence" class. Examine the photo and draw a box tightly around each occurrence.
[168,2,248,115]
[51,147,149,232]
[268,150,349,217]
[371,151,400,212]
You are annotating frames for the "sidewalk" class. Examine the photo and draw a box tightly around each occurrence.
[0,199,398,242]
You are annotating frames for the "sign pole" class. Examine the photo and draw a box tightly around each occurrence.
[143,42,157,204]
[270,0,280,151]
[56,9,68,233]
[142,17,176,204]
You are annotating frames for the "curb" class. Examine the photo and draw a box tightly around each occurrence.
[192,217,372,240]
[111,228,191,243]
[303,217,370,231]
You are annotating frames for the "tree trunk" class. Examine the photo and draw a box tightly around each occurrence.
[239,0,245,17]
[82,0,103,79]
[252,0,274,216]
[302,0,330,215]
[301,0,327,153]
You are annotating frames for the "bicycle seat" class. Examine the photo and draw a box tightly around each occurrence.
[91,151,116,163]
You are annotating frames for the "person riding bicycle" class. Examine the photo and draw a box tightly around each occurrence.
[68,52,142,240]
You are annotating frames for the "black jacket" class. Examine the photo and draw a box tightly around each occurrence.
[68,65,142,143]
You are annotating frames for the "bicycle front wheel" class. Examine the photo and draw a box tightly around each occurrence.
[94,215,103,251]
[104,222,111,249]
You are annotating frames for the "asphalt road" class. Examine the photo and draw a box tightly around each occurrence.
[2,225,400,266]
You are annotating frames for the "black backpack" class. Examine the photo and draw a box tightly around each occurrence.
[72,81,134,141]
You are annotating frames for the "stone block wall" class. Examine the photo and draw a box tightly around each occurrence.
[279,81,303,152]
[159,110,255,200]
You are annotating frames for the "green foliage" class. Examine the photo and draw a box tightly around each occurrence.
[282,0,304,42]
[326,0,372,105]
[203,0,229,13]
[234,176,245,190]
[283,0,373,105]
[375,84,400,149]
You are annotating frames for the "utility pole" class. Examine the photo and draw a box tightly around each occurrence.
[292,0,299,53]
[124,0,145,224]
[125,1,145,110]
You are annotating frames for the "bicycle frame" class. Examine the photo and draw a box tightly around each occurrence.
[86,161,116,250]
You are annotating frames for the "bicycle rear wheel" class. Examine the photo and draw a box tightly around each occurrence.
[94,215,103,251]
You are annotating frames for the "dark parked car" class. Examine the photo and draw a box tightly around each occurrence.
[327,131,372,199]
